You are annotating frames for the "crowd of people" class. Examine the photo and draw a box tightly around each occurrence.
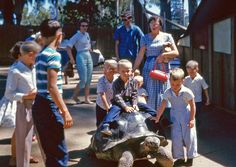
[0,11,211,167]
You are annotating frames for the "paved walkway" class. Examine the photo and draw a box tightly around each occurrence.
[0,66,236,167]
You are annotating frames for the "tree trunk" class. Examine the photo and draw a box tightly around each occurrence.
[2,0,14,25]
[14,0,26,25]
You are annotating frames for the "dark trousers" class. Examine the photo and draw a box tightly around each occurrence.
[102,102,156,127]
[195,102,202,126]
[32,95,68,167]
[96,104,107,127]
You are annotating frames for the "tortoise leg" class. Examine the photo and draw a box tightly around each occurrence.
[118,151,134,167]
[154,146,174,167]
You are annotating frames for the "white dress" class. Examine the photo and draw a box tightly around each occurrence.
[0,97,17,127]
[0,62,17,127]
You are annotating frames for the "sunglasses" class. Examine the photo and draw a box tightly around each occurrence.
[81,25,88,27]
[122,16,132,21]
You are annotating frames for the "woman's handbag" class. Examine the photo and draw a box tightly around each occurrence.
[149,63,168,82]
[63,62,74,78]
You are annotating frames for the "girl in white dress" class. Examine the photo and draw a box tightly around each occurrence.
[0,41,23,128]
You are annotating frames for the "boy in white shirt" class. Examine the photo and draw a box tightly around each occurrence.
[96,59,117,127]
[184,60,210,126]
[152,68,198,167]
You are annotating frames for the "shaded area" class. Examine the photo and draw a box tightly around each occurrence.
[68,148,160,167]
[0,138,11,145]
[0,155,10,167]
[0,75,7,98]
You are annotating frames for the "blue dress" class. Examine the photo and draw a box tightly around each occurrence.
[141,32,174,109]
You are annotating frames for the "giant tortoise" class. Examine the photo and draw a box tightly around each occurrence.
[89,111,173,167]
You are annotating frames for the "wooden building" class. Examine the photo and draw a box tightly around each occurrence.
[178,0,236,113]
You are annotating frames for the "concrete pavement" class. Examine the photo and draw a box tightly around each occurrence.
[0,66,236,167]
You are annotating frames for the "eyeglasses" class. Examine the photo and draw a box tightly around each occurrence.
[81,25,88,27]
[122,16,132,21]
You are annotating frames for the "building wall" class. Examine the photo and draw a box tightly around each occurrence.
[179,16,235,112]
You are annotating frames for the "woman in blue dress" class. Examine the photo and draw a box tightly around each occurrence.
[134,16,179,110]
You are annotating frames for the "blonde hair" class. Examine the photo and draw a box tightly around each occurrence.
[134,69,140,76]
[170,68,185,80]
[118,59,132,69]
[134,75,143,83]
[186,60,199,69]
[104,59,117,69]
[20,41,41,55]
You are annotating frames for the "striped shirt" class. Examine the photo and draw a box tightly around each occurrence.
[35,47,63,100]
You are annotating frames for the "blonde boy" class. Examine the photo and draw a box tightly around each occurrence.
[96,59,117,127]
[184,60,210,126]
[101,59,156,136]
[152,68,198,167]
[134,75,148,104]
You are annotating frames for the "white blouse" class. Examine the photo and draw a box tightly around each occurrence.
[4,61,36,102]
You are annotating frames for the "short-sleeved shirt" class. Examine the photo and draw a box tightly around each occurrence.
[114,24,144,59]
[96,75,116,110]
[184,73,208,102]
[163,86,194,108]
[137,87,148,104]
[35,47,63,100]
[67,31,91,52]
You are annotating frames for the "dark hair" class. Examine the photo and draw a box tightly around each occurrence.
[148,16,163,27]
[78,18,89,27]
[9,41,24,60]
[40,19,61,37]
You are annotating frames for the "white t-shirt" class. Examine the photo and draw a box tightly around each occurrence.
[67,31,91,52]
[96,75,116,110]
[183,73,208,102]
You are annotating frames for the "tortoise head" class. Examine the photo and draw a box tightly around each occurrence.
[141,136,160,152]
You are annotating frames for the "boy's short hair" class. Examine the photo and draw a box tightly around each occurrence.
[186,60,199,69]
[9,41,24,60]
[118,59,132,69]
[170,68,185,80]
[40,19,61,37]
[134,69,140,76]
[20,41,41,55]
[134,75,143,83]
[104,59,117,69]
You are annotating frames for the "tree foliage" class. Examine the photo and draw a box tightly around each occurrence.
[21,2,51,26]
[62,0,117,27]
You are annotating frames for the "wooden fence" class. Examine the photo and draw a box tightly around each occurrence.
[0,25,115,65]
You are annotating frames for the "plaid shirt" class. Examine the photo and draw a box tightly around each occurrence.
[112,76,138,109]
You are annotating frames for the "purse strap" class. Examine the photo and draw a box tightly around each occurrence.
[153,63,166,73]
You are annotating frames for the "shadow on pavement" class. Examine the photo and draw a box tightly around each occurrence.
[68,148,163,167]
[87,130,96,136]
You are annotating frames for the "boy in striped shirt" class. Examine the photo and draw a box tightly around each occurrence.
[32,19,73,167]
